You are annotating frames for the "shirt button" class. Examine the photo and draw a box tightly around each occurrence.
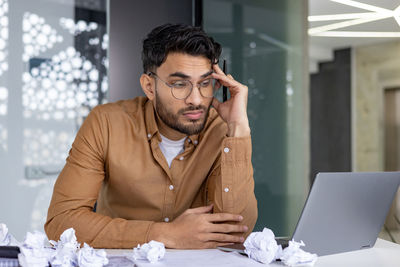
[169,185,174,190]
[224,147,230,153]
[179,156,184,161]
[147,133,151,138]
[194,140,198,145]
[224,187,229,193]
[164,217,169,222]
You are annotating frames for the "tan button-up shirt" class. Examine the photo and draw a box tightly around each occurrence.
[45,97,257,248]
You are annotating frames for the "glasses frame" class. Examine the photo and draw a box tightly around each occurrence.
[148,72,217,100]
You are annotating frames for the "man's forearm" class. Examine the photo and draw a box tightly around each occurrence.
[207,136,258,236]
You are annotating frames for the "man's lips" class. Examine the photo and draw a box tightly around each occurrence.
[183,110,204,120]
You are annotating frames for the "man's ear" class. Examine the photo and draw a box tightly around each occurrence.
[140,73,155,100]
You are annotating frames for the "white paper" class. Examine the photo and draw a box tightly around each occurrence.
[59,228,80,248]
[49,243,78,267]
[0,223,11,246]
[17,227,109,267]
[132,240,165,263]
[18,248,51,267]
[243,227,281,264]
[18,231,54,267]
[279,240,318,267]
[105,255,136,266]
[77,243,109,267]
[23,231,48,249]
[131,249,262,267]
[49,228,80,267]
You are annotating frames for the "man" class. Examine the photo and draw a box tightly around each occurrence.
[45,23,257,249]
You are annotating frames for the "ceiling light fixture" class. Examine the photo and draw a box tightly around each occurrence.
[315,31,400,37]
[309,0,400,38]
[330,0,393,14]
[308,12,376,22]
[309,14,391,35]
[394,5,400,27]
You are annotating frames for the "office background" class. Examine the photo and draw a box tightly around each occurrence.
[0,0,398,243]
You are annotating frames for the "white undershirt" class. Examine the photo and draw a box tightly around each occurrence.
[159,134,186,168]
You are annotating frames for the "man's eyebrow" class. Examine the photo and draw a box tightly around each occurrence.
[200,70,214,78]
[168,70,214,79]
[168,72,190,79]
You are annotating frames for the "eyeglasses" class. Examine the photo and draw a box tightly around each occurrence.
[148,72,218,100]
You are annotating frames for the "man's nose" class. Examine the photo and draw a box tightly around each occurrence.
[185,86,203,106]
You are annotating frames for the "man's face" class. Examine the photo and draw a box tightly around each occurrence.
[153,53,214,135]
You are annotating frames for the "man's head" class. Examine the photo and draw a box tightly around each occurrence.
[141,23,221,74]
[140,24,222,136]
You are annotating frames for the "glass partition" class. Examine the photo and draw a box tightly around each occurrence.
[0,0,108,240]
[203,0,309,236]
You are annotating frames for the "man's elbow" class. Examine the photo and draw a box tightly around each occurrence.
[44,217,59,241]
[242,194,258,237]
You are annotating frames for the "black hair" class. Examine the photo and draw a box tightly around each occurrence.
[142,23,222,73]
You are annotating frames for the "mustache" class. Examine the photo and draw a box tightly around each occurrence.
[178,105,207,115]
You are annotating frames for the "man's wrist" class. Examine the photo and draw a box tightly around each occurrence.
[227,121,251,137]
[148,222,175,248]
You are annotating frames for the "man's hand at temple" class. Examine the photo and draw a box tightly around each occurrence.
[211,64,251,138]
[148,204,248,249]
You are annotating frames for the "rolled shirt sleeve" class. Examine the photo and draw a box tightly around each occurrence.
[206,136,258,237]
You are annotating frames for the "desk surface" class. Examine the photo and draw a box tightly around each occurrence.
[105,238,400,267]
[314,238,400,267]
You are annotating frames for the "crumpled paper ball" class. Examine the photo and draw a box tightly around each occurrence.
[133,240,165,263]
[280,240,318,267]
[77,243,109,267]
[243,227,281,264]
[49,228,80,267]
[0,223,11,246]
[18,227,109,267]
[23,231,49,249]
[244,227,318,266]
[18,231,54,267]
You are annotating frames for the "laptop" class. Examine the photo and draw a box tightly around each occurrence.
[218,172,400,256]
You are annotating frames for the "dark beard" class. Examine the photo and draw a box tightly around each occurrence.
[155,92,211,135]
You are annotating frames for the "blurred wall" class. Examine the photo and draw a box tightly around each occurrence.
[108,0,193,101]
[310,48,352,183]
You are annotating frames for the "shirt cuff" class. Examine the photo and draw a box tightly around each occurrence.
[221,136,252,163]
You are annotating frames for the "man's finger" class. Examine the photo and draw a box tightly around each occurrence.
[201,242,234,249]
[187,204,213,214]
[213,63,225,75]
[209,223,248,234]
[212,72,236,86]
[211,73,243,94]
[205,213,243,222]
[207,233,244,243]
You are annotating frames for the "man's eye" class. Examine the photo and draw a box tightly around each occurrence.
[199,79,211,87]
[171,81,188,88]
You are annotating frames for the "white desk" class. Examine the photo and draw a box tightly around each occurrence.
[314,238,400,267]
[105,238,400,267]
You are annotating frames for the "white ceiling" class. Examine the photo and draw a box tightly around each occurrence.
[308,0,400,72]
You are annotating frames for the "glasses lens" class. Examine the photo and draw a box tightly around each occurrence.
[199,78,218,98]
[172,80,192,99]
